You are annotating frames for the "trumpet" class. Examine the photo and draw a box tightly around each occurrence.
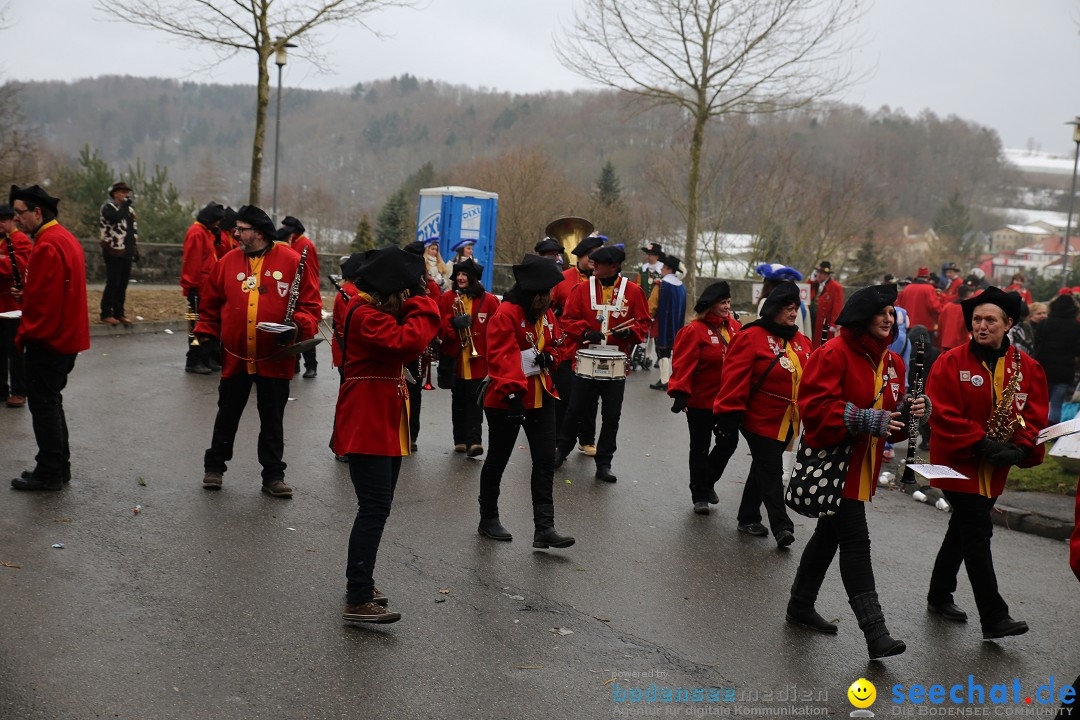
[452,295,480,358]
[185,294,200,347]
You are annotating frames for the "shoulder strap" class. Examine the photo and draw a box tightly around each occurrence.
[340,301,364,368]
[750,339,786,398]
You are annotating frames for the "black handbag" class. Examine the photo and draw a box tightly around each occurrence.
[784,440,851,518]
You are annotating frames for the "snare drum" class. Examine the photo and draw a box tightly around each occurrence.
[575,346,627,380]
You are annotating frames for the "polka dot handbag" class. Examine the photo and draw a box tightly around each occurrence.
[784,439,852,518]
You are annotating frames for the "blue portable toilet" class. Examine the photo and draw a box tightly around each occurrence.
[416,186,499,291]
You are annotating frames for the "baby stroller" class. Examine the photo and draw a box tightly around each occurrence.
[630,344,652,371]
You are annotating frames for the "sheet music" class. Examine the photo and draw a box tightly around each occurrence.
[256,322,294,333]
[520,348,541,377]
[1037,417,1080,445]
[907,464,968,480]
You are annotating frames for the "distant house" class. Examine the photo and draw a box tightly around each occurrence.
[989,224,1052,253]
[990,235,1080,278]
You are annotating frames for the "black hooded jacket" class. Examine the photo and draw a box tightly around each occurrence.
[1034,295,1080,385]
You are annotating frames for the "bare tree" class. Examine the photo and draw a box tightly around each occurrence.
[556,0,864,297]
[96,0,415,205]
[0,82,38,190]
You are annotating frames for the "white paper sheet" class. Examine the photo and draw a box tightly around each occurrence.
[0,310,22,319]
[1037,417,1080,445]
[906,464,968,480]
[520,348,541,377]
[256,322,294,333]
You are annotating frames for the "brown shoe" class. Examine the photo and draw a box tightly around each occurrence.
[101,317,121,325]
[467,444,484,457]
[453,444,467,453]
[118,316,133,325]
[372,587,389,607]
[262,480,293,498]
[5,395,25,408]
[343,602,400,624]
[202,471,223,489]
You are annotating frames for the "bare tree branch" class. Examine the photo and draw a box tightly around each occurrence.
[95,0,418,204]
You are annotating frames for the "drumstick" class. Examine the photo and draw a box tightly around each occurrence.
[602,319,637,337]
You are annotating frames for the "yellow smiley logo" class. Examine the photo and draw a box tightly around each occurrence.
[848,678,876,708]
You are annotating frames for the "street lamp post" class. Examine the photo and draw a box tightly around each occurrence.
[1060,117,1080,288]
[271,37,296,225]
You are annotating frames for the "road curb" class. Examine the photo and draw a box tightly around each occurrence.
[991,504,1072,541]
[90,320,186,339]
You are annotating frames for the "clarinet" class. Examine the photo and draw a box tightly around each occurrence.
[4,234,23,293]
[900,337,927,485]
[819,316,830,346]
[278,247,308,347]
[327,274,350,304]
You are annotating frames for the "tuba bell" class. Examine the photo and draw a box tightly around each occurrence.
[545,216,595,258]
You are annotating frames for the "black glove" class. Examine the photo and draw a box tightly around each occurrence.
[612,327,632,339]
[506,394,525,422]
[713,411,741,438]
[670,392,689,414]
[450,314,472,329]
[535,351,556,370]
[972,437,1009,461]
[583,330,604,344]
[276,322,299,346]
[986,442,1027,467]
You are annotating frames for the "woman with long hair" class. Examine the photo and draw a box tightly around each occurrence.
[788,284,925,659]
[424,238,450,292]
[667,281,741,514]
[713,281,809,547]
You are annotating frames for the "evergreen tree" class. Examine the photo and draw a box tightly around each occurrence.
[849,232,882,284]
[54,145,115,238]
[375,189,410,248]
[932,191,977,264]
[596,160,622,207]
[352,214,375,252]
[124,159,195,243]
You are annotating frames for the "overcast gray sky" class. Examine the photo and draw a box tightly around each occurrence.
[4,0,1079,154]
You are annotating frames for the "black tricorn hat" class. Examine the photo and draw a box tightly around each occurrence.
[340,251,372,279]
[235,204,276,240]
[220,207,237,231]
[274,226,293,243]
[961,286,1022,330]
[281,215,305,235]
[694,281,731,314]
[571,235,605,257]
[9,184,60,215]
[641,242,663,255]
[534,237,563,255]
[836,284,898,327]
[355,247,424,296]
[512,254,565,293]
[816,260,832,273]
[403,240,426,256]
[452,257,484,281]
[196,202,225,226]
[109,181,132,195]
[590,245,625,266]
[662,254,682,273]
[759,280,801,319]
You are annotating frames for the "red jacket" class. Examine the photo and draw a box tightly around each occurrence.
[560,276,650,372]
[714,324,813,440]
[551,266,589,315]
[0,229,31,313]
[897,281,942,332]
[194,244,321,379]
[936,300,969,349]
[483,302,565,410]
[810,278,844,347]
[941,276,963,304]
[216,230,237,260]
[438,290,500,380]
[180,221,218,297]
[927,343,1048,498]
[799,329,907,501]
[333,294,440,457]
[668,314,741,409]
[331,279,357,368]
[1003,283,1033,305]
[16,221,90,355]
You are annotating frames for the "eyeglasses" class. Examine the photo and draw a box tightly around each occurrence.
[234,226,253,234]
[13,207,35,217]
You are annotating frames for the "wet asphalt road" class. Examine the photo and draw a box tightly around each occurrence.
[1,332,1077,720]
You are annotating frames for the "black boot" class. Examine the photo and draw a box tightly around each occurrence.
[849,592,906,659]
[785,570,837,634]
[478,516,512,541]
[532,503,575,549]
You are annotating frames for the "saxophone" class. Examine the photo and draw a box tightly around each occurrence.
[986,353,1026,442]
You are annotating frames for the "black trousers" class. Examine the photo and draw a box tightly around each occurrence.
[736,429,794,536]
[25,344,77,481]
[556,375,624,468]
[686,408,739,502]
[928,490,1010,628]
[345,453,401,605]
[479,402,556,518]
[0,317,25,398]
[451,378,484,446]
[204,373,290,484]
[101,254,132,320]
[553,362,596,446]
[405,356,423,443]
[294,348,318,372]
[795,498,876,599]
